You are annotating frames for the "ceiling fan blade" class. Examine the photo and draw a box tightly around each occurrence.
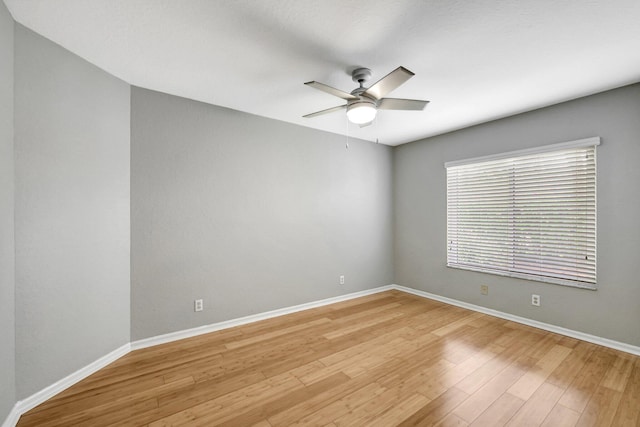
[378,98,429,111]
[363,66,414,100]
[303,104,346,118]
[304,81,358,101]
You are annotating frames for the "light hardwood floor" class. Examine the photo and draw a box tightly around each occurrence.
[17,290,640,426]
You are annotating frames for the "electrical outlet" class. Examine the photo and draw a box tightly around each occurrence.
[480,285,489,295]
[339,275,345,285]
[194,299,204,312]
[531,294,540,307]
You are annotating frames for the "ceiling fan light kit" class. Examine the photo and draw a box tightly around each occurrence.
[346,100,377,124]
[304,66,429,126]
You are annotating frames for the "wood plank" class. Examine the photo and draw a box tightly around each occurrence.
[576,384,623,426]
[540,403,580,427]
[366,393,431,427]
[557,347,616,413]
[437,413,470,426]
[454,333,541,396]
[149,372,304,426]
[216,372,350,427]
[601,352,635,392]
[546,341,595,390]
[397,387,470,426]
[453,362,527,423]
[432,312,485,337]
[22,373,166,416]
[507,344,572,400]
[418,345,505,401]
[18,377,193,427]
[331,375,433,426]
[266,371,391,425]
[322,310,406,339]
[468,392,524,427]
[224,317,332,349]
[505,381,565,427]
[288,382,386,426]
[118,369,269,426]
[611,359,640,426]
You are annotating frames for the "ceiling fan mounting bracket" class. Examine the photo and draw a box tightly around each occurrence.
[351,68,372,85]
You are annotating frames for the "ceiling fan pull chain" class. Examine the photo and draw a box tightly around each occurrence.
[345,115,350,149]
[375,114,379,144]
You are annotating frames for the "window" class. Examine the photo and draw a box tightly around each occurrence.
[446,138,598,289]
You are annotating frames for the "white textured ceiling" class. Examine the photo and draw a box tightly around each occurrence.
[5,0,640,145]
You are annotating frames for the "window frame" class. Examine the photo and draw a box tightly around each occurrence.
[445,137,599,290]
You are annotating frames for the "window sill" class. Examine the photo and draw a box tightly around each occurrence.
[446,264,597,290]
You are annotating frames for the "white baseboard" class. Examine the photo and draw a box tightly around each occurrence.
[393,284,640,356]
[2,343,130,427]
[1,407,19,427]
[5,283,640,427]
[130,285,396,350]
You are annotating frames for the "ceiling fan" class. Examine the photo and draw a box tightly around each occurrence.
[303,66,429,126]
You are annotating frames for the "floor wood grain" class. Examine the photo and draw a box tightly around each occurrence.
[16,290,640,426]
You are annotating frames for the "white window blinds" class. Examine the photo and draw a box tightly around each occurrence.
[446,138,598,289]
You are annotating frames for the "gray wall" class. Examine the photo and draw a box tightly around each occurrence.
[131,88,394,340]
[395,83,640,346]
[14,25,130,398]
[0,0,15,421]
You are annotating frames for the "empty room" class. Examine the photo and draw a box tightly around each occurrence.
[1,1,640,426]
